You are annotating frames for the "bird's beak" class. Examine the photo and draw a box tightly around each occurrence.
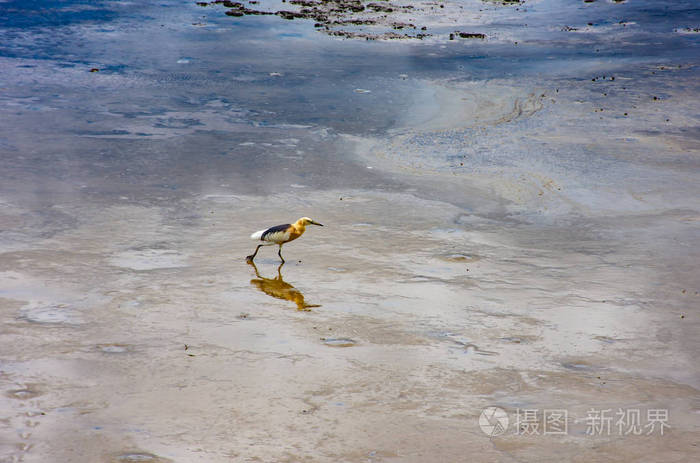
[312,221,323,226]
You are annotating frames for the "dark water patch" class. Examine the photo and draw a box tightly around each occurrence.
[0,0,121,30]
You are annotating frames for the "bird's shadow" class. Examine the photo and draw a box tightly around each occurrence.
[247,261,321,311]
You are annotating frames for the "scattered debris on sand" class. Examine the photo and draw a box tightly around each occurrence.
[456,31,486,39]
[197,0,439,40]
[195,0,511,40]
[675,26,700,34]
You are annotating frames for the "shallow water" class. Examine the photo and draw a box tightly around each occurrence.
[1,0,699,461]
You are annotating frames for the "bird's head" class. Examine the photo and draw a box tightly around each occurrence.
[297,217,323,227]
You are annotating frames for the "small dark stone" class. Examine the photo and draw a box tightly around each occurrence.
[458,32,486,39]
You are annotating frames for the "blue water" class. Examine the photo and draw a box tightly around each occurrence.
[0,0,698,201]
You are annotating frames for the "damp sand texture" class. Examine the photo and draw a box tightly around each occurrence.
[1,0,700,462]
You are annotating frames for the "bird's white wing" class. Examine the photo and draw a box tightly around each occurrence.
[261,230,290,244]
[250,229,265,240]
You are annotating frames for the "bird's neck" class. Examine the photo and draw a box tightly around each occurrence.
[292,221,306,234]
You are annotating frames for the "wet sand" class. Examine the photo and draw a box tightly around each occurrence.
[1,0,700,462]
[2,178,698,461]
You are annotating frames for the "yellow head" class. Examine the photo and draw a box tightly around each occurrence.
[295,217,323,228]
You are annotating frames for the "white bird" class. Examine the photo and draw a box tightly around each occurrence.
[246,217,323,263]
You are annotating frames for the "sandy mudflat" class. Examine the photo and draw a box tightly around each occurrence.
[1,0,700,461]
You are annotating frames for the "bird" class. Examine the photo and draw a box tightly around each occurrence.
[246,217,323,263]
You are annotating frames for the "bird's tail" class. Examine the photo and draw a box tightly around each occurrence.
[250,229,265,240]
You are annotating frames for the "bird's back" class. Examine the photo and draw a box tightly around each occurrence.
[251,223,292,244]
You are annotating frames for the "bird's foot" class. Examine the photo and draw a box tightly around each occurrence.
[246,255,255,262]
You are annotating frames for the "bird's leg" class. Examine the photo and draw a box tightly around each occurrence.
[278,245,285,263]
[246,244,263,262]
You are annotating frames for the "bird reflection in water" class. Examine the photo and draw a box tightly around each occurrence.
[248,262,320,311]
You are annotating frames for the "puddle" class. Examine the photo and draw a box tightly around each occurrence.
[97,344,130,354]
[321,338,357,347]
[5,387,42,400]
[18,303,83,325]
